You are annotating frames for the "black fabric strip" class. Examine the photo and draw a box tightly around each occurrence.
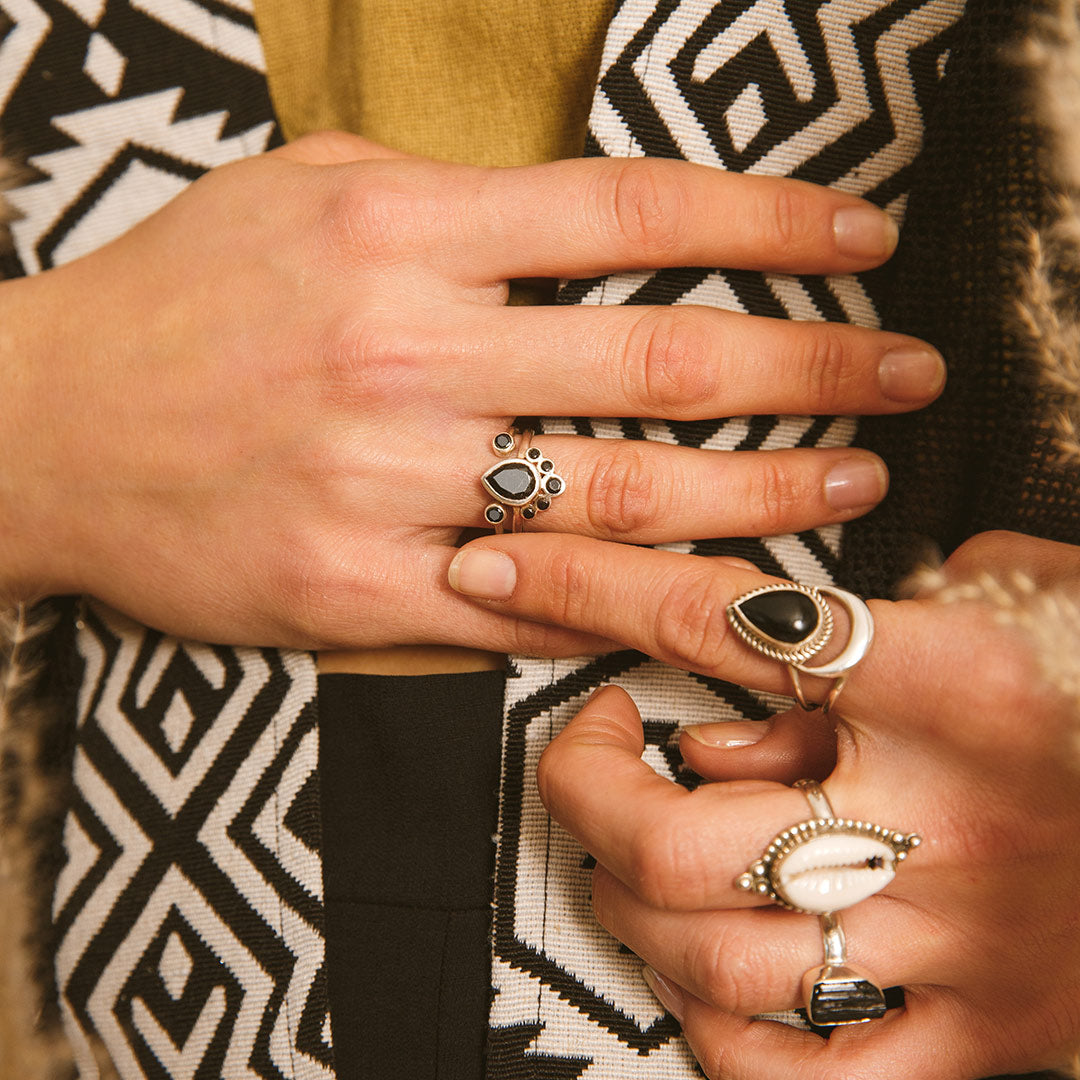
[319,669,506,1080]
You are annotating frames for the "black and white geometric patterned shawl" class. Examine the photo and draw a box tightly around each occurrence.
[0,1,964,1076]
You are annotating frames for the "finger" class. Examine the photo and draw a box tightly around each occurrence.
[291,536,617,655]
[943,529,1080,587]
[448,536,813,698]
[668,992,988,1080]
[535,685,817,910]
[593,866,939,1016]
[460,306,945,418]
[352,424,887,540]
[679,705,837,785]
[457,158,899,280]
[444,533,1053,740]
[454,436,889,542]
[714,557,760,572]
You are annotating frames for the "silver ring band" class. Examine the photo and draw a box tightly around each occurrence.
[794,777,833,819]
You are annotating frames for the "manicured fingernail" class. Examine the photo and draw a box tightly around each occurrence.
[684,720,772,748]
[448,548,516,599]
[642,966,685,1023]
[878,346,946,403]
[833,206,898,259]
[824,457,888,512]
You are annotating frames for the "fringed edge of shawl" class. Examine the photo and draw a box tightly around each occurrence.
[0,603,78,1080]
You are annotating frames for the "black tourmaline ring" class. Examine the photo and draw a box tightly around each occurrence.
[726,582,874,713]
[481,431,566,534]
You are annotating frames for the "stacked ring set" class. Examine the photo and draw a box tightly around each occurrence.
[727,582,917,1026]
[481,430,565,534]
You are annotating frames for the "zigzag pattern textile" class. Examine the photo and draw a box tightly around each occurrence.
[0,2,334,1077]
[487,2,965,1076]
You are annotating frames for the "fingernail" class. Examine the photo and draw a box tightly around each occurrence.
[642,966,685,1023]
[448,548,516,599]
[824,457,888,512]
[878,346,946,403]
[684,720,772,748]
[833,206,898,260]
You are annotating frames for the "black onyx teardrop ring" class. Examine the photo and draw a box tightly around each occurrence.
[726,582,874,713]
[481,431,566,534]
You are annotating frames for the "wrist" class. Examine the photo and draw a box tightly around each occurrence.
[0,273,81,604]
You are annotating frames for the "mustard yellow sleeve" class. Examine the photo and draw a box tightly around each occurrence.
[254,0,614,167]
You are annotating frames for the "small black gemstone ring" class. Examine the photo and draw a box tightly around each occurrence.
[481,431,566,534]
[726,583,874,714]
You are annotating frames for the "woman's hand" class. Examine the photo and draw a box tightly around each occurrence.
[449,529,1080,1079]
[0,132,942,648]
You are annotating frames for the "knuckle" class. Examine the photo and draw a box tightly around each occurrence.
[325,176,401,264]
[794,325,857,406]
[924,603,1044,729]
[698,1038,738,1080]
[296,434,348,494]
[947,529,1023,571]
[627,309,716,417]
[978,644,1038,719]
[271,532,379,647]
[506,616,576,661]
[937,804,1015,868]
[290,129,367,162]
[544,546,598,628]
[272,537,335,643]
[652,566,732,673]
[964,636,1050,746]
[606,162,689,260]
[697,933,768,1015]
[746,454,801,535]
[585,443,668,539]
[766,182,800,251]
[589,866,620,932]
[323,313,425,404]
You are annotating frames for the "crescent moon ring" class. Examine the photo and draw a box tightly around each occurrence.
[789,587,874,712]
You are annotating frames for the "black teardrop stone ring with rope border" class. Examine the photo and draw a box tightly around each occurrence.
[726,582,875,714]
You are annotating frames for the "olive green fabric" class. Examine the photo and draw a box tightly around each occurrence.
[253,0,614,167]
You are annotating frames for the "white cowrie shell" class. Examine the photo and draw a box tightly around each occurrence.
[736,819,920,913]
[775,833,896,913]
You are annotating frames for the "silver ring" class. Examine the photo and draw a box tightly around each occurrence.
[726,583,874,713]
[481,431,565,534]
[802,911,887,1026]
[797,780,888,1025]
[735,779,920,913]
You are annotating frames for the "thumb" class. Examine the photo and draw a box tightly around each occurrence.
[679,705,837,785]
[536,684,655,832]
